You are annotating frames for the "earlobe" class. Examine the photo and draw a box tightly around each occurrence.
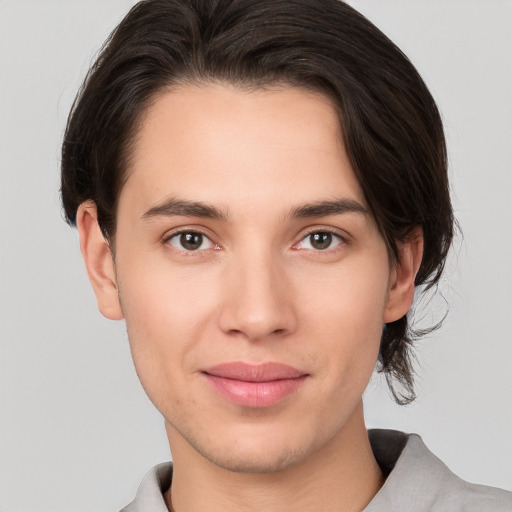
[383,227,424,323]
[76,201,124,321]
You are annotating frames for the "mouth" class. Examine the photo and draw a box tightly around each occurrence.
[201,362,309,408]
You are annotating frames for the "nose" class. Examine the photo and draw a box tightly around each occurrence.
[217,250,298,342]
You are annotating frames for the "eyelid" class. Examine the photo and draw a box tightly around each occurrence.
[160,224,349,253]
[293,227,348,251]
[162,227,220,252]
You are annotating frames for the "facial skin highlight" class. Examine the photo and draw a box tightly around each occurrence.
[77,83,421,511]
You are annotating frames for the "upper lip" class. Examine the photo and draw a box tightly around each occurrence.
[202,362,306,382]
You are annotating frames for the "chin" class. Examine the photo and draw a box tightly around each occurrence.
[172,417,314,474]
[200,442,308,474]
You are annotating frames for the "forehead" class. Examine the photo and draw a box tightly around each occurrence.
[120,83,365,217]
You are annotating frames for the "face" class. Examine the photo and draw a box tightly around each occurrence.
[79,84,417,473]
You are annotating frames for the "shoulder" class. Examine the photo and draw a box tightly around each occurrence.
[366,429,512,512]
[450,480,512,511]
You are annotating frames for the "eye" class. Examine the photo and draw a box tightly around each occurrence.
[296,231,343,251]
[166,231,215,251]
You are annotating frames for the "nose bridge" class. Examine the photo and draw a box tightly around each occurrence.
[218,243,296,341]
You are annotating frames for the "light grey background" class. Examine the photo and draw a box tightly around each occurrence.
[1,1,511,510]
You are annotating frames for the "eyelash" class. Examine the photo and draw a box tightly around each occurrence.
[293,229,345,252]
[163,228,346,254]
[164,230,219,253]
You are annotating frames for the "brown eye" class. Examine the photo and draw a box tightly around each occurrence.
[296,231,343,251]
[180,233,203,250]
[167,231,213,251]
[309,232,333,250]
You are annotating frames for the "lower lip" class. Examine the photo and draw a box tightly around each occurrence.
[203,374,308,408]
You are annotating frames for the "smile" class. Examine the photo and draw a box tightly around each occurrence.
[202,362,309,408]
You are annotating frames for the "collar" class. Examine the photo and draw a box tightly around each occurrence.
[120,429,512,512]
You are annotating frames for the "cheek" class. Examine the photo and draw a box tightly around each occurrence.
[117,250,218,335]
[115,260,219,403]
[298,257,389,382]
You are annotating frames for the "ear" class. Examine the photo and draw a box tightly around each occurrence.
[383,227,424,323]
[76,201,124,321]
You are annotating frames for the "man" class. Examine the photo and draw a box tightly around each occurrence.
[60,0,512,510]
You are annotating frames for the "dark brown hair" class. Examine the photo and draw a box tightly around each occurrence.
[61,0,454,404]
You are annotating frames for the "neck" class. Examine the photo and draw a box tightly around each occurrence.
[165,402,383,512]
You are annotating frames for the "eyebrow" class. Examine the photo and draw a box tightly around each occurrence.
[142,198,228,221]
[141,197,368,222]
[288,199,368,219]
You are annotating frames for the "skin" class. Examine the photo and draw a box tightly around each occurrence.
[77,84,422,512]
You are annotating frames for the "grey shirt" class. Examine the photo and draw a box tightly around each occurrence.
[120,429,512,511]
